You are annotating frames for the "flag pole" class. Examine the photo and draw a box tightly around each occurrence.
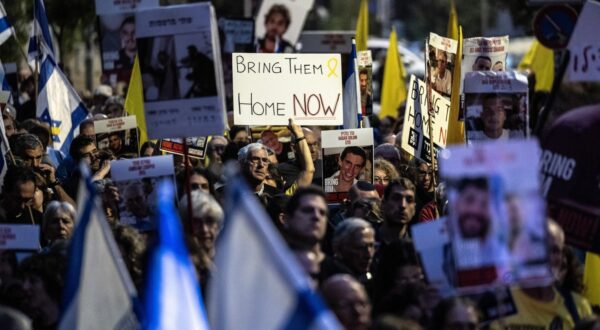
[32,0,39,100]
[182,137,194,234]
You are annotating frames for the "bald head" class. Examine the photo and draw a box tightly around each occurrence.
[322,275,371,330]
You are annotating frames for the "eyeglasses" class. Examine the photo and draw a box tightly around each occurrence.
[374,176,391,184]
[248,156,270,166]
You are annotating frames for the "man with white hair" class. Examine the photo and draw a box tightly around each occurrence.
[179,190,224,259]
[237,142,280,196]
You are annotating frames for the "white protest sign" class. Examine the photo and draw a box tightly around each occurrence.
[401,75,451,163]
[94,115,138,134]
[566,0,600,82]
[0,225,40,250]
[111,154,175,181]
[233,53,343,126]
[254,0,315,49]
[136,3,226,139]
[462,36,509,91]
[95,0,158,15]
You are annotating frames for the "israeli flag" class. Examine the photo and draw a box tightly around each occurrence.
[0,2,15,46]
[37,55,88,156]
[0,110,10,193]
[0,59,12,104]
[144,180,210,330]
[208,171,341,330]
[28,0,55,65]
[60,164,139,330]
[342,39,361,129]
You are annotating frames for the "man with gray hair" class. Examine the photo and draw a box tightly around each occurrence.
[322,218,376,285]
[237,142,280,196]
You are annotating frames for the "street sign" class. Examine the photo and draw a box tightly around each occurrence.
[533,4,578,49]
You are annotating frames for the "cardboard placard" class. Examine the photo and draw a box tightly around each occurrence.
[135,3,226,139]
[566,0,600,82]
[0,225,40,250]
[462,36,509,84]
[95,0,158,15]
[321,128,374,204]
[254,0,315,53]
[233,53,344,126]
[463,71,529,144]
[401,75,450,163]
[159,137,208,159]
[94,116,139,158]
[427,33,458,98]
[110,155,176,231]
[441,140,551,293]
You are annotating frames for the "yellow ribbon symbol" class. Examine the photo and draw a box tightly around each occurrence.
[327,57,339,78]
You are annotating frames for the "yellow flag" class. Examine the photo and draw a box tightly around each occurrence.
[584,252,600,306]
[379,27,407,119]
[447,25,464,145]
[518,40,554,92]
[447,0,458,38]
[125,56,148,148]
[355,0,368,51]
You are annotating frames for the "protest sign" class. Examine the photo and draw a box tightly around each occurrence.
[461,36,509,94]
[135,3,226,139]
[0,225,40,250]
[541,104,600,253]
[427,33,458,98]
[401,75,450,163]
[94,115,139,158]
[96,0,158,85]
[218,18,255,112]
[566,0,600,82]
[297,31,354,53]
[254,0,315,53]
[463,71,529,144]
[321,128,373,203]
[110,155,176,231]
[441,140,551,292]
[232,53,344,126]
[159,137,208,159]
[357,50,373,116]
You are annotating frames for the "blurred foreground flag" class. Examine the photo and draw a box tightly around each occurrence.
[343,40,361,129]
[0,2,15,46]
[518,40,554,92]
[584,253,600,307]
[379,27,407,119]
[60,165,139,330]
[37,55,88,156]
[28,0,55,65]
[355,0,368,51]
[125,56,148,147]
[144,180,210,330]
[208,172,341,330]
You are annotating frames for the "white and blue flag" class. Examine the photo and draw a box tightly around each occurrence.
[37,55,88,156]
[208,171,341,330]
[144,180,210,330]
[0,59,13,104]
[0,107,10,193]
[28,0,55,66]
[0,2,15,46]
[59,164,139,330]
[342,39,361,129]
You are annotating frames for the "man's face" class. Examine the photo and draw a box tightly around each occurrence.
[8,181,35,213]
[305,131,319,161]
[261,131,282,155]
[209,137,227,162]
[3,117,15,138]
[22,147,43,169]
[120,22,136,53]
[190,173,210,194]
[456,186,490,239]
[46,210,74,242]
[339,228,376,275]
[126,187,148,218]
[481,97,507,134]
[339,152,365,184]
[437,54,447,72]
[78,144,100,170]
[109,135,122,152]
[80,125,95,138]
[359,74,368,93]
[472,58,492,71]
[105,105,123,118]
[287,194,328,245]
[382,186,416,225]
[265,12,288,40]
[329,281,372,330]
[416,163,432,191]
[245,148,269,183]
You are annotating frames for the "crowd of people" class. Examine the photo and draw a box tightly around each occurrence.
[0,73,598,329]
